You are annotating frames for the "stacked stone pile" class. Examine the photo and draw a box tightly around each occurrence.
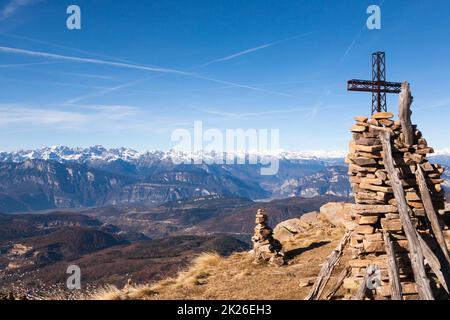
[252,209,285,266]
[343,111,447,298]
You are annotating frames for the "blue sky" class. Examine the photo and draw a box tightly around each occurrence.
[0,0,450,152]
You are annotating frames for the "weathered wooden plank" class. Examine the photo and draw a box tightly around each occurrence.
[415,165,450,265]
[416,231,450,294]
[305,231,351,300]
[398,82,414,145]
[379,130,434,300]
[324,267,351,300]
[383,230,403,300]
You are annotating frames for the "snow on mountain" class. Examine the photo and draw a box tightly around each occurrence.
[0,146,348,164]
[1,146,449,165]
[431,148,450,157]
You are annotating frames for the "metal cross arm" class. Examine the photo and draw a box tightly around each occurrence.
[347,80,402,94]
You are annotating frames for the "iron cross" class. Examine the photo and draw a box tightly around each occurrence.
[347,52,402,114]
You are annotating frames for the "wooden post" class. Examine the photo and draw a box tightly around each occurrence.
[324,267,351,300]
[415,165,450,265]
[416,230,450,294]
[305,231,351,300]
[398,81,414,146]
[383,231,403,300]
[379,131,434,300]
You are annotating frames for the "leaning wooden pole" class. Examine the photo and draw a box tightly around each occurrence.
[305,231,351,300]
[379,130,434,300]
[382,230,403,300]
[324,267,351,300]
[416,230,450,294]
[415,165,450,265]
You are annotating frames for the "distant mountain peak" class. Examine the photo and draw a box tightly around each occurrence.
[0,146,348,164]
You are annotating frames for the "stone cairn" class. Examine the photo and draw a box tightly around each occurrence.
[252,209,285,266]
[343,110,448,299]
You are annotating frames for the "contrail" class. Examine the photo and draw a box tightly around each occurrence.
[65,78,148,105]
[191,74,304,100]
[0,45,303,101]
[341,0,386,63]
[194,32,314,69]
[0,46,193,76]
[0,61,63,68]
[0,32,138,64]
[73,33,316,102]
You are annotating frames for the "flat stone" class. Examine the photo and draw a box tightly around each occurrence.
[353,204,398,214]
[365,232,383,242]
[405,192,421,201]
[352,144,383,153]
[358,216,379,225]
[355,225,375,235]
[380,218,403,232]
[351,157,377,166]
[379,119,394,127]
[348,257,387,268]
[372,112,394,120]
[351,125,367,133]
[359,183,393,193]
[363,240,385,253]
[360,177,384,186]
[354,116,368,122]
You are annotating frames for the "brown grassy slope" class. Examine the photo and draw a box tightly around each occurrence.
[92,220,349,300]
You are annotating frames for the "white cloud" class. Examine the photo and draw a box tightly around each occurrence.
[0,103,187,133]
[0,106,90,127]
[0,0,43,21]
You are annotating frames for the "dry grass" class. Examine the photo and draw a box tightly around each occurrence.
[91,219,351,300]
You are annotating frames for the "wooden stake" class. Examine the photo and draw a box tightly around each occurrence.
[383,230,403,300]
[324,267,351,300]
[398,81,414,146]
[305,231,351,300]
[379,131,434,300]
[415,165,450,265]
[416,230,450,294]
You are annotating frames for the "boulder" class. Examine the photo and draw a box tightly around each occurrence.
[273,218,304,243]
[273,212,318,242]
[319,202,356,230]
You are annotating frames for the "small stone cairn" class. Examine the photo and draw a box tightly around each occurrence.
[252,209,285,266]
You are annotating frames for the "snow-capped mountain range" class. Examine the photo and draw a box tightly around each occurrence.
[0,146,348,164]
[0,146,447,214]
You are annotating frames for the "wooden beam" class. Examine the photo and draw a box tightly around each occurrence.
[398,81,414,146]
[324,267,351,300]
[416,230,450,294]
[379,131,434,300]
[415,165,450,265]
[305,231,351,300]
[383,230,403,300]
